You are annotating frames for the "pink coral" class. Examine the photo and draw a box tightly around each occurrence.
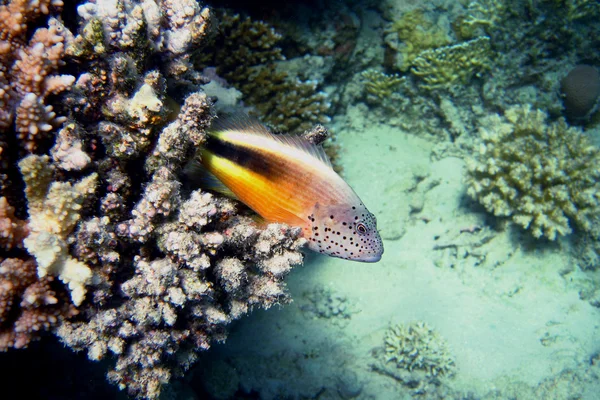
[0,0,73,150]
[0,197,28,250]
[0,257,77,350]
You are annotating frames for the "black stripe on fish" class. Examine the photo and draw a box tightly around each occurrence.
[203,135,275,178]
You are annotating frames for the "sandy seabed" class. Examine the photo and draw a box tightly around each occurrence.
[198,120,600,399]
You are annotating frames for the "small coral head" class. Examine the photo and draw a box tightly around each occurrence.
[304,203,383,262]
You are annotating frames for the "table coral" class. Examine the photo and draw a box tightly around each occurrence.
[466,105,600,240]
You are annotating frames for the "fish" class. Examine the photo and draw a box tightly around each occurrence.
[196,116,384,262]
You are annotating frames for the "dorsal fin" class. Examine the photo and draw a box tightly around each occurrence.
[210,114,334,169]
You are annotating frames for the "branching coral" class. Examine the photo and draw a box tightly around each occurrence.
[0,197,28,250]
[361,68,406,103]
[384,321,455,378]
[200,12,331,133]
[453,0,507,39]
[0,257,77,350]
[411,36,492,90]
[388,9,451,72]
[0,0,74,151]
[1,1,314,398]
[466,105,600,240]
[19,155,98,306]
[53,90,305,399]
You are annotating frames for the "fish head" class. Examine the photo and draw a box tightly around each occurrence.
[305,202,384,262]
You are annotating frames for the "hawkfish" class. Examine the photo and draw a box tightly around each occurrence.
[196,116,384,262]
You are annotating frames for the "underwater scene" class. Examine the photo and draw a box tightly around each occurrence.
[1,0,600,399]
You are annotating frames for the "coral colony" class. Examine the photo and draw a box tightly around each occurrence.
[1,1,306,398]
[2,0,600,398]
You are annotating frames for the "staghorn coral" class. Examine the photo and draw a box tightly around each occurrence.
[411,36,492,91]
[466,105,600,240]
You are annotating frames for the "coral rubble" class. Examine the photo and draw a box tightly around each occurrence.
[466,105,600,240]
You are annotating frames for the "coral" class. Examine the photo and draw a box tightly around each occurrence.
[0,197,28,250]
[388,9,451,72]
[561,65,600,119]
[383,321,455,378]
[360,68,406,104]
[0,258,77,350]
[200,12,331,133]
[0,0,75,151]
[58,193,304,399]
[453,0,508,40]
[52,86,305,398]
[411,36,492,90]
[0,1,313,398]
[547,0,600,22]
[19,155,98,306]
[466,105,600,240]
[299,285,356,324]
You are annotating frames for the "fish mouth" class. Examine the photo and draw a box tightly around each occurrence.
[359,253,382,263]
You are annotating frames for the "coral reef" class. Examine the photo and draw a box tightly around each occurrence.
[0,1,311,398]
[466,105,600,240]
[411,36,492,91]
[199,12,331,133]
[386,9,450,72]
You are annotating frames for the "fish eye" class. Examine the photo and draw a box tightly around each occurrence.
[356,223,368,235]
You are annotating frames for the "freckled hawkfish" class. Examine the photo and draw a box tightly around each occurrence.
[196,116,384,262]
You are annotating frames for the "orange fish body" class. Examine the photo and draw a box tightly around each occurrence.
[199,117,383,262]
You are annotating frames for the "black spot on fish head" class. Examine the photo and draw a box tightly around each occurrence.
[306,203,384,262]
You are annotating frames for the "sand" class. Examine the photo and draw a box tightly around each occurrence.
[196,121,600,399]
